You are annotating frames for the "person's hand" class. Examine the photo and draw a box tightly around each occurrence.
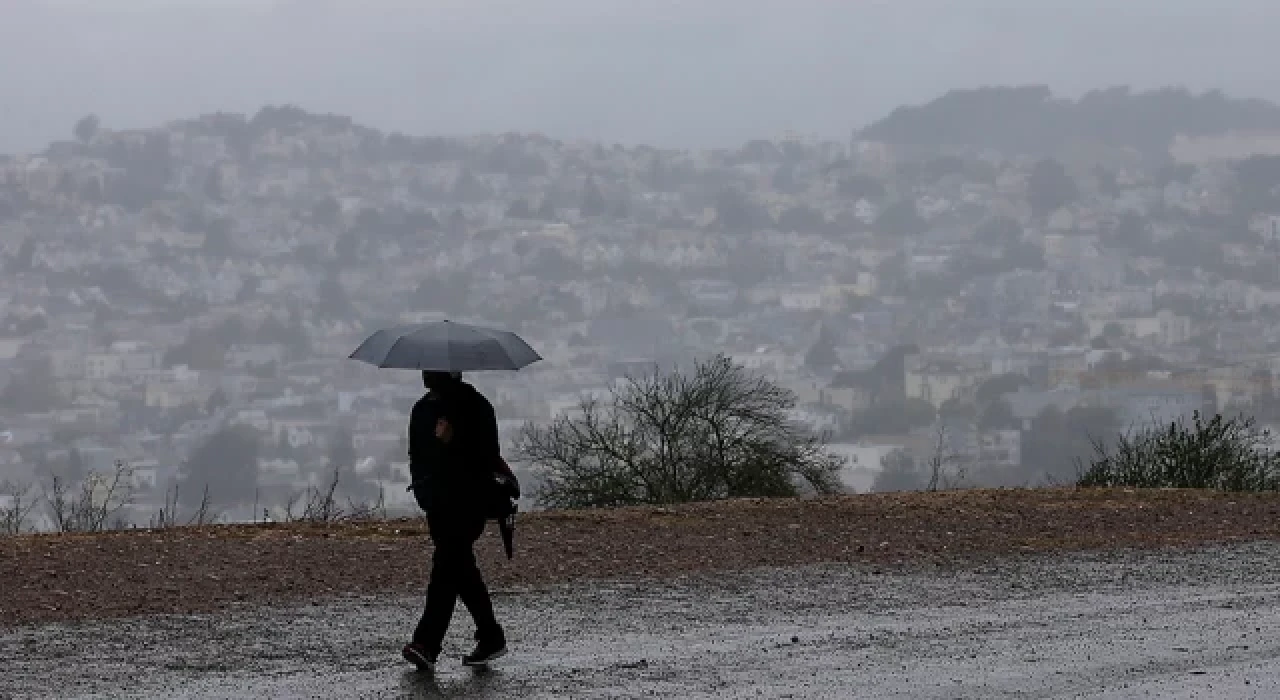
[435,417,453,443]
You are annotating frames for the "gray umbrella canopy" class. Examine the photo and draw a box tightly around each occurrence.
[348,320,542,371]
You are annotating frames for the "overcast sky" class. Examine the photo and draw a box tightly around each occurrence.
[2,0,1277,153]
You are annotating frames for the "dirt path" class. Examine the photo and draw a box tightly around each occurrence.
[5,540,1280,699]
[4,487,1280,627]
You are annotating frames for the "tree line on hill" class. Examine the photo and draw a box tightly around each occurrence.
[859,85,1280,158]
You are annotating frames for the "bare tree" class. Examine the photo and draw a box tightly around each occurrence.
[81,460,135,532]
[42,460,136,533]
[517,354,844,509]
[43,474,72,533]
[303,466,343,522]
[149,482,180,529]
[925,424,966,491]
[279,466,386,523]
[186,484,215,526]
[0,481,37,535]
[148,479,220,529]
[281,490,303,523]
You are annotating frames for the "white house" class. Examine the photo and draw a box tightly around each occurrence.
[230,409,271,433]
[730,347,796,374]
[778,284,826,312]
[904,354,989,408]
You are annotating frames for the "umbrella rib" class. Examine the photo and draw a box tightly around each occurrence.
[378,333,415,369]
[348,329,387,360]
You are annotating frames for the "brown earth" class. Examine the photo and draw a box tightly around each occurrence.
[4,487,1280,628]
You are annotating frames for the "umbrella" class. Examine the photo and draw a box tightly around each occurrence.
[348,320,542,372]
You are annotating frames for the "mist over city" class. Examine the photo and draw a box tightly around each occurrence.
[6,2,1280,697]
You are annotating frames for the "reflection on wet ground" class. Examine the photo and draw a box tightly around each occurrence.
[6,542,1280,698]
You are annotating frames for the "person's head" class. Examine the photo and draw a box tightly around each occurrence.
[422,370,462,392]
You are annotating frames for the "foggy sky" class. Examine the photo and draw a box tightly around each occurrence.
[3,0,1277,153]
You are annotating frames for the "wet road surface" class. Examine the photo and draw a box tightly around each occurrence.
[5,541,1280,698]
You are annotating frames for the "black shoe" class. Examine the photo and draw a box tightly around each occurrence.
[402,643,438,672]
[462,637,507,666]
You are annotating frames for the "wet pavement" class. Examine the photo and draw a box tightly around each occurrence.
[5,541,1280,698]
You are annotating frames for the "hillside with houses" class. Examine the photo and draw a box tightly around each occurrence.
[5,89,1280,526]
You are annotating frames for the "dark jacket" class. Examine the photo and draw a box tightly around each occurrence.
[407,381,501,517]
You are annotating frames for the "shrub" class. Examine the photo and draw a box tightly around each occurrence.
[1076,411,1280,491]
[517,355,844,509]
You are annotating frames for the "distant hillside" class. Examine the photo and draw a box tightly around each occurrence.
[858,85,1280,158]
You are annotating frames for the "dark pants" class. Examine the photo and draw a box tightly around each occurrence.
[412,513,503,654]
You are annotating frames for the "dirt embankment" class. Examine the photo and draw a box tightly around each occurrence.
[4,487,1280,628]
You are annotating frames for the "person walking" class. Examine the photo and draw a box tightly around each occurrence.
[401,370,507,672]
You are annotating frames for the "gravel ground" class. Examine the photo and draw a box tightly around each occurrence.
[6,488,1280,628]
[5,540,1280,698]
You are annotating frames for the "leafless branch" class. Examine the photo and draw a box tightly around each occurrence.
[150,482,180,529]
[0,481,37,535]
[185,484,214,526]
[303,465,343,522]
[518,354,844,509]
[279,465,387,523]
[925,423,965,492]
[43,474,71,533]
[41,460,136,533]
[282,491,302,523]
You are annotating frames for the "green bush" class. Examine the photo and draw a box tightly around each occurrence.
[1077,411,1280,491]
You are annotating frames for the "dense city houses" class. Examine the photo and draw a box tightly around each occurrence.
[5,88,1280,526]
